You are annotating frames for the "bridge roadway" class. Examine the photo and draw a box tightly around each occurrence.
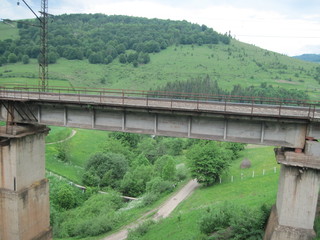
[0,87,320,149]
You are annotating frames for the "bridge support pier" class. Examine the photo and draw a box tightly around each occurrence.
[264,144,320,240]
[0,124,52,240]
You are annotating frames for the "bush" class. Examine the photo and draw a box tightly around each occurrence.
[127,220,155,240]
[53,192,125,238]
[140,192,160,207]
[22,55,29,64]
[199,203,271,240]
[146,177,174,194]
[175,164,189,181]
[199,204,234,235]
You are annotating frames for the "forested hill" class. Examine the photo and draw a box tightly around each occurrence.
[294,54,320,63]
[0,14,230,65]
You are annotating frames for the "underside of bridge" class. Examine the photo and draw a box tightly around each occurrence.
[0,97,320,239]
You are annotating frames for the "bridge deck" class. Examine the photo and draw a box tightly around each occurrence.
[0,87,319,148]
[0,88,319,121]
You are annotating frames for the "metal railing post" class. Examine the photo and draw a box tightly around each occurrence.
[278,102,282,116]
[146,91,149,106]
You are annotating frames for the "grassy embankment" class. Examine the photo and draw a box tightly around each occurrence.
[46,125,280,240]
[136,146,279,240]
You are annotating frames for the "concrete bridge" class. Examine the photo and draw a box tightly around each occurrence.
[0,85,320,240]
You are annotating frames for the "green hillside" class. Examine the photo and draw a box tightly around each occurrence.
[1,14,320,100]
[0,21,19,40]
[2,14,320,240]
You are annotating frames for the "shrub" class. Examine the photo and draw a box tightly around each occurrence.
[199,203,271,240]
[127,220,155,240]
[140,192,160,207]
[146,177,174,194]
[199,204,234,235]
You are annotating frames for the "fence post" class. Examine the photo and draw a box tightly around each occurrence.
[274,167,277,173]
[219,177,222,184]
[252,171,255,178]
[231,176,234,182]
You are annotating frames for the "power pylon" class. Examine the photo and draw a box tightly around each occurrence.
[39,0,48,91]
[16,0,49,91]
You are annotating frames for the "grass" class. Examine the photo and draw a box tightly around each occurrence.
[137,146,279,240]
[1,40,319,99]
[45,127,108,183]
[46,126,72,143]
[0,22,19,40]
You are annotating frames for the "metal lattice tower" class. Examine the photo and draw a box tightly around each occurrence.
[39,0,48,91]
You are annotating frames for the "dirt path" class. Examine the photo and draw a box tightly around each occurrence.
[46,129,77,145]
[103,179,199,240]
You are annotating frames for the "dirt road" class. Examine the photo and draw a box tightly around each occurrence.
[103,179,199,240]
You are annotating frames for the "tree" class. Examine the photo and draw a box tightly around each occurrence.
[137,52,150,64]
[55,142,70,162]
[54,184,77,210]
[0,56,7,66]
[22,55,29,64]
[48,51,59,64]
[7,53,18,63]
[154,155,176,181]
[187,141,231,186]
[88,52,104,64]
[104,55,113,64]
[137,137,160,163]
[109,132,141,148]
[120,165,153,197]
[83,152,129,188]
[127,52,138,63]
[162,158,176,181]
[118,53,127,64]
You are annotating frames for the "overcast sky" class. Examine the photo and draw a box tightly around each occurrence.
[1,0,320,56]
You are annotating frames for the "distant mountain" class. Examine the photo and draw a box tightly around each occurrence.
[293,54,320,63]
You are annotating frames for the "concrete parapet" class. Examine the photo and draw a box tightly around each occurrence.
[0,124,51,240]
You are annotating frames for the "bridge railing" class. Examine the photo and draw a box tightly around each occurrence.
[0,84,319,119]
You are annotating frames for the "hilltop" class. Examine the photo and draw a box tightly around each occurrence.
[0,14,320,100]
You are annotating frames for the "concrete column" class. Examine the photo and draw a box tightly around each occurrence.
[264,146,320,240]
[0,124,52,240]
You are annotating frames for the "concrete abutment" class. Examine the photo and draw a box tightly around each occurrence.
[0,124,52,240]
[264,143,320,240]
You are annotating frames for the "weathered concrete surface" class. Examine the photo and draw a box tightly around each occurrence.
[0,125,51,240]
[264,150,320,240]
[276,165,319,229]
[264,206,316,240]
[2,102,309,148]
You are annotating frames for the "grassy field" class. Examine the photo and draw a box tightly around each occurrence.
[0,22,19,40]
[137,146,279,240]
[45,127,108,183]
[1,40,319,99]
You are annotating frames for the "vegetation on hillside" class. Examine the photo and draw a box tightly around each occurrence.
[46,127,245,239]
[294,54,320,63]
[153,75,309,101]
[0,14,230,66]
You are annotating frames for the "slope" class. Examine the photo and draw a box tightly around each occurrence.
[1,40,319,98]
[1,14,320,99]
